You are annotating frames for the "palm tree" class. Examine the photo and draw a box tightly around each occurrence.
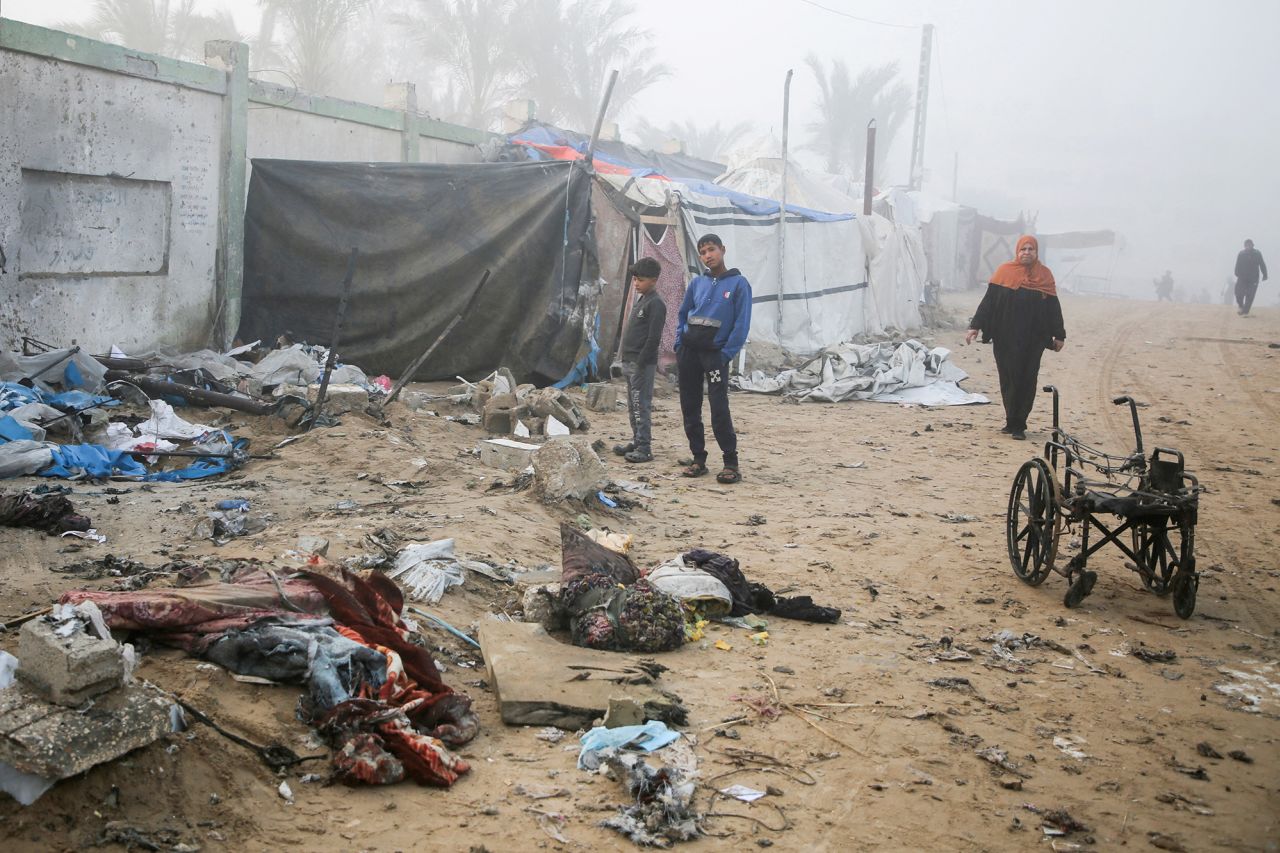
[58,0,242,60]
[510,0,669,133]
[805,55,911,179]
[631,118,753,162]
[273,0,371,94]
[396,0,518,130]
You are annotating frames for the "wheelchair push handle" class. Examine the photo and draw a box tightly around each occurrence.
[1042,385,1060,433]
[1112,395,1144,456]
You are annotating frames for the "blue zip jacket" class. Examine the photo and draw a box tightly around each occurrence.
[674,268,753,362]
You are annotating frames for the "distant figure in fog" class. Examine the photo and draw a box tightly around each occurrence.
[1234,239,1268,316]
[964,235,1066,441]
[1154,270,1174,302]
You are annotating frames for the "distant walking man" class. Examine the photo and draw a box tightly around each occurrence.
[1234,239,1268,316]
[1154,271,1174,302]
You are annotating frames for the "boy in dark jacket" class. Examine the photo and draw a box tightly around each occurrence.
[675,234,752,483]
[612,257,667,463]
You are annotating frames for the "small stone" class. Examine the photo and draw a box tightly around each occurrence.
[295,535,329,557]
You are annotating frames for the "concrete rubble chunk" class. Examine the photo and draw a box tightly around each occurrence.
[521,583,566,632]
[479,621,683,730]
[526,388,589,431]
[0,681,173,785]
[306,383,369,415]
[584,383,619,412]
[603,696,646,728]
[18,619,124,706]
[480,438,541,471]
[532,436,608,501]
[295,534,330,557]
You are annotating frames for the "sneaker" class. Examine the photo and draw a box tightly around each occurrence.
[1011,431,1026,440]
[1000,425,1012,434]
[612,442,635,456]
[624,449,653,463]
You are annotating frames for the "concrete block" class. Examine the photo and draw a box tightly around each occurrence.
[479,438,541,471]
[584,383,618,412]
[478,621,684,730]
[483,407,514,435]
[0,682,172,782]
[18,619,124,706]
[532,436,608,501]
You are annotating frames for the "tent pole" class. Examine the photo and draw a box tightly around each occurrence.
[863,119,876,216]
[586,69,620,167]
[777,68,793,339]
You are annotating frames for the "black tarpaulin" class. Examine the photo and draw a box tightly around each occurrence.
[239,159,595,383]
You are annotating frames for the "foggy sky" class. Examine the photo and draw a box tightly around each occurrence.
[7,0,1279,296]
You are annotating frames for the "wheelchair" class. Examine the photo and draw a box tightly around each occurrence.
[1006,386,1203,618]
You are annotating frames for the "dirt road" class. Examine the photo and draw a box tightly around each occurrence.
[2,294,1276,851]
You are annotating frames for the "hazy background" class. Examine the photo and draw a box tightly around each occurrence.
[5,0,1278,298]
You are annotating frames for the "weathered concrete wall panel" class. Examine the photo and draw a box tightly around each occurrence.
[247,106,403,164]
[0,49,222,352]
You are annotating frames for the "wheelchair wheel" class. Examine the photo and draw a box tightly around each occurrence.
[1171,570,1198,619]
[1007,459,1059,586]
[1132,517,1194,596]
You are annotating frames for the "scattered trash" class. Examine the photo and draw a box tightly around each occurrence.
[720,784,767,802]
[385,539,475,604]
[1133,644,1177,664]
[1195,742,1222,759]
[1053,735,1089,760]
[598,752,699,846]
[278,780,294,802]
[578,721,680,769]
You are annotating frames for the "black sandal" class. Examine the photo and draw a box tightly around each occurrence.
[681,462,708,477]
[716,467,742,484]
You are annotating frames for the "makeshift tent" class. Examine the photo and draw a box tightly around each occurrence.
[239,159,595,384]
[510,121,725,182]
[1038,230,1120,295]
[603,174,873,354]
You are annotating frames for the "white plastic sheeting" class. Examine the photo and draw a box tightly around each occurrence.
[733,340,987,405]
[859,214,927,333]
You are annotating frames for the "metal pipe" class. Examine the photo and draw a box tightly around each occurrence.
[777,68,793,338]
[104,371,275,415]
[304,247,359,431]
[585,69,620,166]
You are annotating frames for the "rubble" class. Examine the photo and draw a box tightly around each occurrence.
[532,436,609,501]
[478,621,685,729]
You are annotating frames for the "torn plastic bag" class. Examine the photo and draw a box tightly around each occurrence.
[135,400,215,440]
[385,539,466,604]
[0,440,55,478]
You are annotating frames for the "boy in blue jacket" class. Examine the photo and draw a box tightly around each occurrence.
[674,233,752,484]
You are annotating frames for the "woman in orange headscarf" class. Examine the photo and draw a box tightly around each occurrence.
[964,235,1066,440]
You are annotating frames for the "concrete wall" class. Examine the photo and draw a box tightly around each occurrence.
[0,19,493,355]
[0,42,224,353]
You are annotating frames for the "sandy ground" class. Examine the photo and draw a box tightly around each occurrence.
[1,294,1277,852]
